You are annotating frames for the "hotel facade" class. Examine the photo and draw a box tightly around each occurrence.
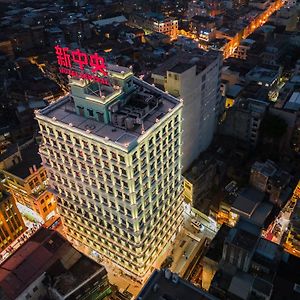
[36,64,183,279]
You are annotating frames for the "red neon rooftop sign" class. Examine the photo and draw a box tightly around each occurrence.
[54,45,109,85]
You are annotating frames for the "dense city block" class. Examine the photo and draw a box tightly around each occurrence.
[0,0,300,299]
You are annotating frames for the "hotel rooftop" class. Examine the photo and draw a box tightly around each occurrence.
[36,64,181,151]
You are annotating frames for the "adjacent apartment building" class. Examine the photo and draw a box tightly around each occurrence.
[130,13,178,38]
[152,49,222,171]
[2,142,57,222]
[0,227,111,300]
[0,190,26,251]
[36,64,183,280]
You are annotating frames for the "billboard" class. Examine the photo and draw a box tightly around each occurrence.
[54,45,110,85]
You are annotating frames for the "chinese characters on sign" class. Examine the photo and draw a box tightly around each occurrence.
[54,45,109,85]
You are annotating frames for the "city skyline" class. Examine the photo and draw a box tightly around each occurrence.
[0,0,300,299]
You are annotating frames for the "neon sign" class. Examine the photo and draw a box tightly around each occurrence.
[54,45,110,85]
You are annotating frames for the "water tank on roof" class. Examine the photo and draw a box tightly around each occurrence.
[125,117,134,130]
[110,102,119,113]
[117,115,126,126]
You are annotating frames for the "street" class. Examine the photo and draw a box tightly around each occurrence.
[54,204,217,297]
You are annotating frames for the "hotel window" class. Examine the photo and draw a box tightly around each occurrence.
[95,157,101,166]
[83,141,89,149]
[156,132,160,142]
[56,131,62,139]
[132,152,137,161]
[65,134,71,142]
[87,109,94,117]
[108,187,113,195]
[97,170,103,178]
[77,150,84,158]
[61,144,66,152]
[92,144,98,153]
[101,148,107,156]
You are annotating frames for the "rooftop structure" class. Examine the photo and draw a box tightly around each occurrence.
[232,187,264,218]
[229,227,259,252]
[152,50,218,77]
[40,65,180,152]
[92,16,128,28]
[136,269,219,300]
[245,65,280,87]
[250,160,292,206]
[130,13,178,38]
[0,227,110,300]
[231,187,273,227]
[6,143,41,179]
[284,92,300,111]
[0,143,21,171]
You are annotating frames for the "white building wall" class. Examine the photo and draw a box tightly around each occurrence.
[165,57,221,172]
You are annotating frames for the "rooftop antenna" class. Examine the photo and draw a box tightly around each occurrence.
[141,121,145,134]
[97,79,102,98]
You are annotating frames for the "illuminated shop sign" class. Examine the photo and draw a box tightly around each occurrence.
[54,45,109,85]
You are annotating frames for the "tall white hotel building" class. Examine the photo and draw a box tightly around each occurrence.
[36,65,183,279]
